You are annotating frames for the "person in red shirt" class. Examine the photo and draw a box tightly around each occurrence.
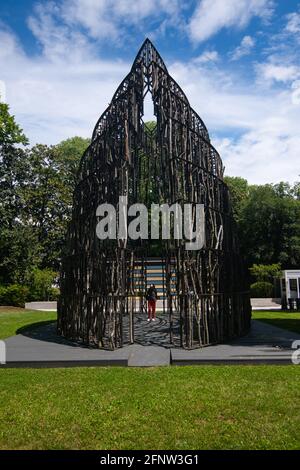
[146,284,158,322]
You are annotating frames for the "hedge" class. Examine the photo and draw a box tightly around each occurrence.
[250,281,274,298]
[0,284,29,307]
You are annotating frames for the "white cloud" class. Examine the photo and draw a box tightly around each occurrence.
[170,60,300,184]
[26,0,184,61]
[170,60,273,130]
[189,0,273,43]
[256,62,300,83]
[291,80,300,105]
[0,28,24,59]
[216,131,300,184]
[1,0,300,185]
[0,80,6,102]
[230,35,255,61]
[32,0,183,44]
[14,0,183,142]
[0,26,129,144]
[193,50,219,64]
[285,11,300,34]
[27,2,94,62]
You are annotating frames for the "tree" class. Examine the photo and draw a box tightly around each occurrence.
[0,225,40,284]
[0,100,31,284]
[55,136,90,187]
[21,139,89,270]
[224,176,249,221]
[238,183,300,268]
[0,105,90,283]
[28,268,58,301]
[249,263,282,283]
[0,100,28,147]
[20,144,66,269]
[0,101,29,230]
[293,181,300,200]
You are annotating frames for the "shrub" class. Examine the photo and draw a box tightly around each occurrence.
[0,284,29,307]
[250,281,274,298]
[0,285,7,305]
[49,287,60,301]
[249,263,281,283]
[28,268,58,301]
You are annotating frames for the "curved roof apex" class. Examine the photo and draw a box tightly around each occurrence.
[132,37,168,72]
[91,38,211,144]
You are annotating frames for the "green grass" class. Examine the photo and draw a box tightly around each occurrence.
[252,310,300,335]
[0,366,299,450]
[0,308,300,449]
[0,308,57,339]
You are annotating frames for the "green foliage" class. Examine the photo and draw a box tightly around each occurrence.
[0,101,28,147]
[236,182,300,268]
[0,103,33,284]
[144,120,156,133]
[0,284,29,307]
[0,225,40,285]
[0,267,58,307]
[20,144,73,269]
[28,268,58,301]
[250,281,274,298]
[137,122,160,207]
[0,125,90,283]
[249,263,282,283]
[224,176,249,221]
[49,287,60,301]
[0,286,6,304]
[55,136,90,187]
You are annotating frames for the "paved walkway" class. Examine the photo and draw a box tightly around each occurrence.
[172,320,300,365]
[1,320,299,367]
[123,312,181,348]
[24,298,284,312]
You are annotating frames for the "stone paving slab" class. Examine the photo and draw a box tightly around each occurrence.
[171,320,300,365]
[127,345,170,367]
[23,299,284,312]
[2,323,129,367]
[123,312,181,348]
[25,301,57,312]
[1,319,299,367]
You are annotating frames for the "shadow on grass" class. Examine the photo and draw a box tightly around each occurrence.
[16,320,56,336]
[254,317,300,335]
[16,320,93,348]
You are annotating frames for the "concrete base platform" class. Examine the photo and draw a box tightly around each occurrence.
[127,345,170,366]
[24,301,57,312]
[171,320,300,365]
[2,323,171,368]
[24,299,285,312]
[3,323,128,367]
[1,320,299,367]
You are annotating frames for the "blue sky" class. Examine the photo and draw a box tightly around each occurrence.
[0,0,300,183]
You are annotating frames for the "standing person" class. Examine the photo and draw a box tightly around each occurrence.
[146,284,158,321]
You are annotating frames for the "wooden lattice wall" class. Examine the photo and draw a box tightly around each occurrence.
[57,39,251,349]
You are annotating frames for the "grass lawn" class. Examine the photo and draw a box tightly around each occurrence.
[0,308,300,450]
[252,310,300,335]
[0,307,56,340]
[0,366,300,450]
